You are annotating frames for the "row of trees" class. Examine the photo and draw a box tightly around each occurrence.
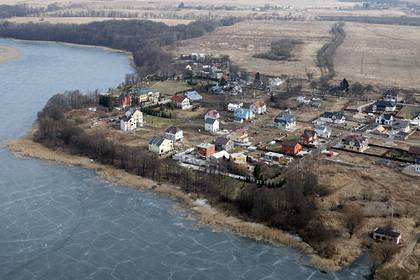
[320,15,420,27]
[316,22,346,85]
[0,18,240,75]
[0,4,45,18]
[35,91,338,256]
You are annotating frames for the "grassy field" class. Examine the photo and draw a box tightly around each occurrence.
[171,20,333,79]
[335,22,420,90]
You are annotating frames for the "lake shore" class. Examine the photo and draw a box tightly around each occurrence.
[7,127,344,272]
[0,45,20,63]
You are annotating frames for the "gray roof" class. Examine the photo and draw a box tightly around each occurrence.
[374,227,400,238]
[215,136,230,146]
[375,100,396,108]
[205,118,217,124]
[321,111,344,119]
[132,87,159,96]
[275,114,295,124]
[149,136,166,146]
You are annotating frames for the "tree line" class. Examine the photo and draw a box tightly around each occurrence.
[35,90,339,257]
[320,15,420,27]
[316,22,346,85]
[0,4,45,18]
[0,18,240,75]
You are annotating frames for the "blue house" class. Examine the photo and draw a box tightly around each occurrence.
[234,108,254,123]
[210,85,223,94]
[275,111,296,129]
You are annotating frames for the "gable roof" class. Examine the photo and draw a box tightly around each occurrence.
[132,87,159,95]
[374,227,401,238]
[149,135,167,146]
[275,113,295,123]
[206,109,219,119]
[205,118,218,124]
[342,135,367,146]
[379,113,393,121]
[165,126,181,134]
[302,129,317,138]
[282,140,300,148]
[321,111,344,119]
[375,100,396,108]
[171,95,188,103]
[383,88,398,98]
[215,136,231,146]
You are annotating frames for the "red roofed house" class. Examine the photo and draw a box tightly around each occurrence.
[300,129,318,145]
[171,95,191,110]
[282,141,302,156]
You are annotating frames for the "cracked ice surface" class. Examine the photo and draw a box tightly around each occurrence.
[0,38,370,279]
[0,150,370,280]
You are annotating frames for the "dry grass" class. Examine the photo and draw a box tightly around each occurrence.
[171,20,333,79]
[335,22,420,90]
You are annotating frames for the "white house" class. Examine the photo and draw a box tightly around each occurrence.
[165,126,184,142]
[205,118,220,133]
[314,125,332,139]
[250,101,267,115]
[149,136,174,156]
[171,95,191,110]
[392,120,411,133]
[375,113,394,125]
[372,100,396,112]
[227,103,242,112]
[120,109,143,131]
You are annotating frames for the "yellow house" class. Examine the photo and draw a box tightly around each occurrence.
[149,136,174,156]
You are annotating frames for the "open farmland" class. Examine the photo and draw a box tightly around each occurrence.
[335,22,420,90]
[172,20,333,79]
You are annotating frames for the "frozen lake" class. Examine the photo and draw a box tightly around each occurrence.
[0,39,370,279]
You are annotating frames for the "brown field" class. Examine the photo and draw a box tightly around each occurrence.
[172,20,333,79]
[5,16,192,26]
[335,22,420,90]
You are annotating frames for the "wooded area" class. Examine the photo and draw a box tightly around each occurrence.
[254,39,302,61]
[0,18,239,75]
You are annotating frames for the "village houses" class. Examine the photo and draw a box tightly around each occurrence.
[228,128,249,145]
[204,118,219,133]
[130,87,160,105]
[197,143,216,158]
[319,111,346,124]
[275,110,296,129]
[164,126,184,142]
[372,100,396,113]
[149,136,174,156]
[250,100,267,115]
[383,88,399,103]
[373,227,401,245]
[234,108,254,123]
[300,129,318,145]
[375,113,394,125]
[342,135,369,152]
[171,95,191,110]
[282,141,302,156]
[120,109,143,131]
[314,125,332,139]
[215,136,234,151]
